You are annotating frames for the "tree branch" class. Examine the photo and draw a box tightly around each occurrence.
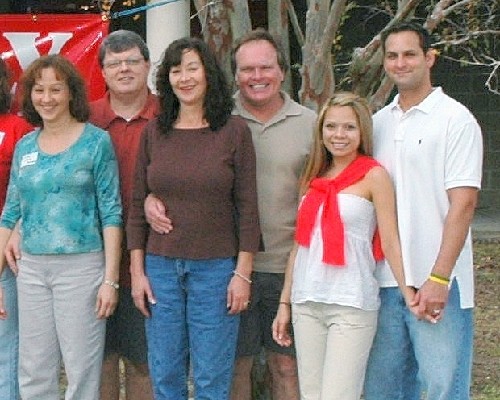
[370,75,394,111]
[284,0,304,47]
[320,0,348,60]
[434,30,500,46]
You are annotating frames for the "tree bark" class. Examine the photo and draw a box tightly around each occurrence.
[268,0,292,92]
[192,0,251,81]
[299,0,348,111]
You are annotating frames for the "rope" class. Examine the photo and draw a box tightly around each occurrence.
[109,0,181,19]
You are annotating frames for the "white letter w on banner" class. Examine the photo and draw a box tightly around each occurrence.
[2,32,73,70]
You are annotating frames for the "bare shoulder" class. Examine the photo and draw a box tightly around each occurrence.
[365,166,395,201]
[366,165,391,184]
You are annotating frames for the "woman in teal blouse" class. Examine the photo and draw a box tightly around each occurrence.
[0,55,122,400]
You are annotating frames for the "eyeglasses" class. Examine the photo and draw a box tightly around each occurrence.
[103,57,144,69]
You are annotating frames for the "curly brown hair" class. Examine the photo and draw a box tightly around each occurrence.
[20,55,89,126]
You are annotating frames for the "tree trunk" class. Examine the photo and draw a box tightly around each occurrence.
[268,0,292,92]
[192,0,251,81]
[299,0,347,111]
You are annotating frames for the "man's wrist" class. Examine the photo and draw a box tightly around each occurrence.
[428,273,450,286]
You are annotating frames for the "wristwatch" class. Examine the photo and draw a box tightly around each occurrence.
[104,279,119,290]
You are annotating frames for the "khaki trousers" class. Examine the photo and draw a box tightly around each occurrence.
[292,301,377,400]
[17,252,105,400]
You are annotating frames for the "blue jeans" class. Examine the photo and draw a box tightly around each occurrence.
[364,280,473,400]
[0,267,19,400]
[145,255,240,400]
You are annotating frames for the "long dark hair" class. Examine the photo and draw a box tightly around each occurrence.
[155,37,234,134]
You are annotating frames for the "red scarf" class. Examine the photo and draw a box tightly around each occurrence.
[295,155,384,266]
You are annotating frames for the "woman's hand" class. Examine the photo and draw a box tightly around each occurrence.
[131,274,156,318]
[0,286,7,320]
[5,226,21,275]
[226,274,251,315]
[272,303,292,347]
[402,286,422,319]
[95,283,118,319]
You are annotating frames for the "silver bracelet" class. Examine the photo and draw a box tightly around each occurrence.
[103,279,119,290]
[233,270,252,284]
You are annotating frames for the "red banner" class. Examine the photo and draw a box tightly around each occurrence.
[0,14,109,110]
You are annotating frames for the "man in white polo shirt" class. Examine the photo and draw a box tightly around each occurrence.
[364,21,483,400]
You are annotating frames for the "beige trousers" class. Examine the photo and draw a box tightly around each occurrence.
[292,301,377,400]
[17,252,105,400]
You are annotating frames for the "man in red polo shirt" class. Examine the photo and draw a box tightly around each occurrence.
[90,30,159,400]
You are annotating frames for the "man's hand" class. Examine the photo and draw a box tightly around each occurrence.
[144,194,173,234]
[412,280,449,324]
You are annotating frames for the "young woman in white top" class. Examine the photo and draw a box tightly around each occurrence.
[272,92,417,400]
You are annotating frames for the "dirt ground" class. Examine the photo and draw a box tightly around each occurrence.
[471,242,500,399]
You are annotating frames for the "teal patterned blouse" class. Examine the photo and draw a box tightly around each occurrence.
[0,123,122,255]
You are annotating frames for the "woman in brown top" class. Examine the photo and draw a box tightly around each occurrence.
[126,37,260,400]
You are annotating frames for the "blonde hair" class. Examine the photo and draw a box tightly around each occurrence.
[299,92,373,196]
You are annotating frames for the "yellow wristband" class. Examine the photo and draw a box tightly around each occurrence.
[430,272,450,282]
[428,275,449,286]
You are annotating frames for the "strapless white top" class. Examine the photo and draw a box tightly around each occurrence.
[292,193,380,310]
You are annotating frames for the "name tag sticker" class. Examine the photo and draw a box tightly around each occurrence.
[21,152,38,167]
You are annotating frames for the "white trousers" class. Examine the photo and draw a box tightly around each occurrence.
[17,252,106,400]
[292,301,378,400]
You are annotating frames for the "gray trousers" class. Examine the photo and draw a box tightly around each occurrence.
[17,252,105,400]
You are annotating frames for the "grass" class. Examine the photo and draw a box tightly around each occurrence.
[471,242,500,399]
